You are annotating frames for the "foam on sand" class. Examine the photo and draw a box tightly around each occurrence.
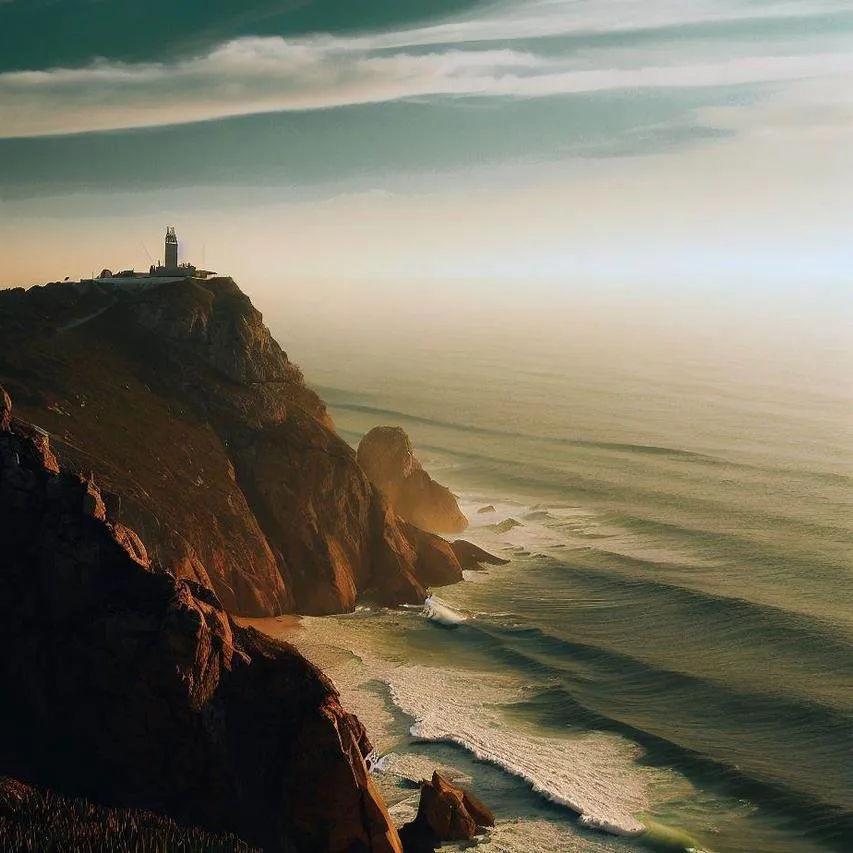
[385,664,648,837]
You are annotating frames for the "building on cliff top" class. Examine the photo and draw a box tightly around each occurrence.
[80,227,217,289]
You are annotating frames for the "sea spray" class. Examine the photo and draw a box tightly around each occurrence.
[423,595,467,627]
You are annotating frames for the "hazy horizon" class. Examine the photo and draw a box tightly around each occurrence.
[1,0,852,315]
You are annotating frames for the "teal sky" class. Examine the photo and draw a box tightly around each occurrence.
[1,0,852,310]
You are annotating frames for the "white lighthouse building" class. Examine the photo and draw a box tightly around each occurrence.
[164,226,179,270]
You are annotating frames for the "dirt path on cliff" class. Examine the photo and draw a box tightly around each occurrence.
[58,295,118,333]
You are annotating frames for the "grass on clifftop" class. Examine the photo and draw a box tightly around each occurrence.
[0,778,259,853]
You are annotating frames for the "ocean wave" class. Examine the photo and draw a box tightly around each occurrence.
[530,555,853,662]
[384,664,648,838]
[437,617,853,846]
[330,399,853,495]
[330,401,717,461]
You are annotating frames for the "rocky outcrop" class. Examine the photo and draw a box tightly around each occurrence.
[357,427,468,534]
[402,522,464,588]
[226,413,426,615]
[0,279,460,616]
[132,277,296,386]
[450,540,509,570]
[399,771,494,852]
[0,391,403,852]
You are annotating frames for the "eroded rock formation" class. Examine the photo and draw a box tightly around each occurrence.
[357,426,468,534]
[0,390,403,852]
[399,771,494,852]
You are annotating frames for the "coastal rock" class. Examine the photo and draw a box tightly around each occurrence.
[477,504,496,514]
[0,279,458,616]
[402,522,464,588]
[450,540,510,570]
[0,396,403,852]
[490,518,523,534]
[399,771,495,852]
[357,426,468,534]
[230,414,429,614]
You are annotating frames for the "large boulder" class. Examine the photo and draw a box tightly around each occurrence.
[399,771,495,852]
[0,393,403,853]
[357,427,468,534]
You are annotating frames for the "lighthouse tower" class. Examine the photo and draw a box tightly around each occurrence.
[164,226,178,270]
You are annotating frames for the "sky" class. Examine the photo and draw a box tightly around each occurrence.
[0,0,851,328]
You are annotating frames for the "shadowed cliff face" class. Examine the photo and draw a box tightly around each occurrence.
[0,278,450,615]
[0,391,403,852]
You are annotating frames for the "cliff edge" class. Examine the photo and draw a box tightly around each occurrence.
[0,278,458,615]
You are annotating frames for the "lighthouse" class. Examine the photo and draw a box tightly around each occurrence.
[164,226,178,270]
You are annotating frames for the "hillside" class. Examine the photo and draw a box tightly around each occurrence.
[0,391,402,851]
[0,277,459,615]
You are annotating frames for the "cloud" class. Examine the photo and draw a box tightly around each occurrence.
[347,0,853,51]
[1,0,852,137]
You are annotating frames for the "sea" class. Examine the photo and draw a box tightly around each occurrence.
[265,299,852,853]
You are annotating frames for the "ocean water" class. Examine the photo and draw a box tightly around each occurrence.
[269,305,852,853]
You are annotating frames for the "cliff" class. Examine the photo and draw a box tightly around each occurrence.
[0,278,458,616]
[0,388,402,852]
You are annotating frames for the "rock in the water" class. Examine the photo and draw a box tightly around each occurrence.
[357,426,468,534]
[450,540,509,569]
[490,517,523,534]
[399,771,495,852]
[477,505,496,514]
[0,394,402,853]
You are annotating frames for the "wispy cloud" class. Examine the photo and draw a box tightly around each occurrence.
[1,0,851,137]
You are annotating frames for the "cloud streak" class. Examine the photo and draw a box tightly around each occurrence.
[1,0,852,137]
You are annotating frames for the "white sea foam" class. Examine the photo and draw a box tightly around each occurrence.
[423,595,467,626]
[475,818,623,853]
[458,493,706,567]
[385,665,648,837]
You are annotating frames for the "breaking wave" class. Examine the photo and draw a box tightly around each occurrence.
[385,664,648,837]
[423,595,466,627]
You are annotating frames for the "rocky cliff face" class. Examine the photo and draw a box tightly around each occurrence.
[133,277,303,388]
[357,426,469,534]
[0,389,402,852]
[0,278,455,616]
